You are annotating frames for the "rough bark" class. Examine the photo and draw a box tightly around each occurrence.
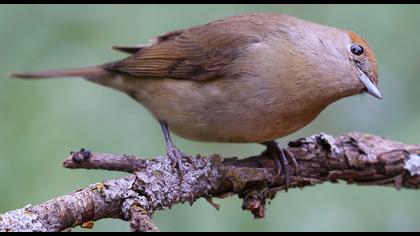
[1,132,419,232]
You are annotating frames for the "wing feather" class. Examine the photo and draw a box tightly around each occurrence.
[104,13,285,80]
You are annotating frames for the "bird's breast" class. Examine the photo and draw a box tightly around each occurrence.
[126,73,326,143]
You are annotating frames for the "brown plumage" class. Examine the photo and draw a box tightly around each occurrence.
[10,13,382,179]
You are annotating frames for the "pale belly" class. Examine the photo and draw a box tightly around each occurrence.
[124,76,326,143]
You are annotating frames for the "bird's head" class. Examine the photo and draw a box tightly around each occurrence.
[346,31,382,99]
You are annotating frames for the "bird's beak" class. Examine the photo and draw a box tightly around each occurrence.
[357,67,383,99]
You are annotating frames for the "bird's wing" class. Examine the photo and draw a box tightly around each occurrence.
[104,15,267,81]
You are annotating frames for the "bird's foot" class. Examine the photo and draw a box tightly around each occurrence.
[262,142,299,191]
[166,145,195,179]
[167,144,184,169]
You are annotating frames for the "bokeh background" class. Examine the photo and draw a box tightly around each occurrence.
[1,4,419,232]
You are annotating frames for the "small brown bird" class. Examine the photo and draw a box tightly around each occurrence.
[10,13,382,181]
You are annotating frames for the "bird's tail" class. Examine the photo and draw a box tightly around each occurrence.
[9,66,104,79]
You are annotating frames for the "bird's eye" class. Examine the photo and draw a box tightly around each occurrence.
[350,44,364,56]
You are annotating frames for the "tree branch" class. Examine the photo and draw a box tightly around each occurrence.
[1,132,419,232]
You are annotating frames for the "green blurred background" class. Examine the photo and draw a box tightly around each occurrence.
[1,4,419,232]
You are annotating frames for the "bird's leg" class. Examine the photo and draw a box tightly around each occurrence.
[260,141,299,191]
[159,120,198,178]
[160,120,184,170]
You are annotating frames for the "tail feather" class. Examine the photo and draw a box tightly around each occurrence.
[9,66,102,79]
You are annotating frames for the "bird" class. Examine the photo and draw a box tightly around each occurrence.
[10,12,382,184]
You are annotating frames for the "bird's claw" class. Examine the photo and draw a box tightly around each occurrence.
[263,143,299,191]
[166,145,197,179]
[167,145,184,169]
